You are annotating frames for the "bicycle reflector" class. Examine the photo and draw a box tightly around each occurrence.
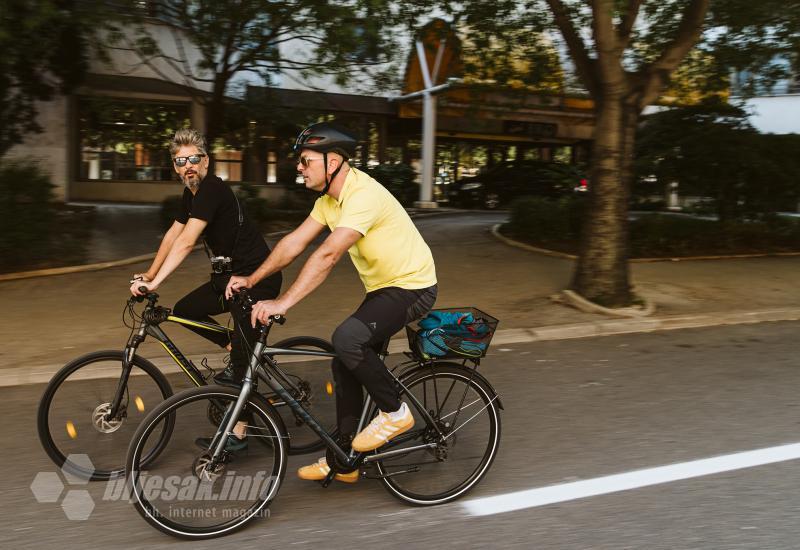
[135,396,145,412]
[66,421,77,439]
[326,381,333,395]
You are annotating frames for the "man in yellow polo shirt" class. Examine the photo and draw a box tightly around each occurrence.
[225,122,437,483]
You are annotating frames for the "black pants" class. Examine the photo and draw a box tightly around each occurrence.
[173,271,282,381]
[330,285,437,437]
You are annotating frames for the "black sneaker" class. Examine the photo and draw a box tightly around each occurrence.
[213,365,241,387]
[195,434,248,453]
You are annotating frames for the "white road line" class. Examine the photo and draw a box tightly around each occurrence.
[462,442,800,516]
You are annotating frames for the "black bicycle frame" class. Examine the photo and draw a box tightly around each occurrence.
[206,324,445,471]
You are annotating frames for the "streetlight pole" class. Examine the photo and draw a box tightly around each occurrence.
[390,38,457,209]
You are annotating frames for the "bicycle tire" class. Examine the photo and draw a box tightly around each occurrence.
[375,363,501,505]
[266,336,338,455]
[37,350,174,480]
[126,385,287,539]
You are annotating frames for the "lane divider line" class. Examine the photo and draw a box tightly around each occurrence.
[462,442,800,516]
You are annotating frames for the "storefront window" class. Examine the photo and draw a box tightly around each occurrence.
[213,145,243,182]
[78,98,191,181]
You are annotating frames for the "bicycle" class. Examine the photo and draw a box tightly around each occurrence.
[37,288,338,481]
[126,292,503,539]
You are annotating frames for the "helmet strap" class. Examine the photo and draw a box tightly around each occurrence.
[319,152,344,197]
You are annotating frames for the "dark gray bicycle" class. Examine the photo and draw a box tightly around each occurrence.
[37,289,337,481]
[126,290,503,539]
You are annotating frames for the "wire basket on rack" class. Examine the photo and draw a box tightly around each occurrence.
[406,307,499,361]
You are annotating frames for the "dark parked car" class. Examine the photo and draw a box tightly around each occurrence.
[449,160,588,209]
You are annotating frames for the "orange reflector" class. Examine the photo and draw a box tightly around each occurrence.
[135,396,145,412]
[66,421,77,439]
[326,381,333,395]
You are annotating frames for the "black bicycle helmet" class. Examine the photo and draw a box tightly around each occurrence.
[293,122,358,159]
[294,122,358,196]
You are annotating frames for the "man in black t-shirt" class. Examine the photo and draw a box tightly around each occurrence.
[130,129,281,435]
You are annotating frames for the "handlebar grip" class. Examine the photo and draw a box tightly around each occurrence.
[138,286,148,294]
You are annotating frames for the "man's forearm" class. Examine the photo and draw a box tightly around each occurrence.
[278,247,338,309]
[248,235,304,285]
[151,239,195,286]
[146,226,181,277]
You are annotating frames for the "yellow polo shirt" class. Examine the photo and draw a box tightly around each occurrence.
[309,166,437,293]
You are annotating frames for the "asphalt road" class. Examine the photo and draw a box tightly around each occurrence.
[5,321,800,549]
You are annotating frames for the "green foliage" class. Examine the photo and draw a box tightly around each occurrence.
[236,181,271,223]
[629,214,800,257]
[0,160,92,271]
[504,206,800,258]
[114,1,410,143]
[0,0,94,157]
[635,97,800,221]
[364,163,419,206]
[503,196,587,252]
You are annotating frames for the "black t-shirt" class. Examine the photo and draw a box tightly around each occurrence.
[176,175,270,275]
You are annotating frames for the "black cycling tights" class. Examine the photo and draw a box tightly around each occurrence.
[330,285,437,437]
[173,272,281,380]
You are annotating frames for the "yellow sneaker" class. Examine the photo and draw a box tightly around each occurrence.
[351,403,414,452]
[297,457,359,483]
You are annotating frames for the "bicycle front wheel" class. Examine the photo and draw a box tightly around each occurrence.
[37,350,173,480]
[375,363,501,505]
[127,386,287,539]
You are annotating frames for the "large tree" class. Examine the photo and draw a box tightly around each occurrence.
[0,0,94,158]
[427,0,799,307]
[108,0,405,146]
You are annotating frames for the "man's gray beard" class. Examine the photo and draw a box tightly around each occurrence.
[183,177,199,192]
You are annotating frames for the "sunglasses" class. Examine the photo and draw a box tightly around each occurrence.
[173,154,206,167]
[297,155,326,168]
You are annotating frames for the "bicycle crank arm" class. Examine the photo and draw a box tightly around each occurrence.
[363,443,437,463]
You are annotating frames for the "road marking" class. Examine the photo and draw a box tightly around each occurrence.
[462,442,800,516]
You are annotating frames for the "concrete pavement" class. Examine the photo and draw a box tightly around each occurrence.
[2,211,799,385]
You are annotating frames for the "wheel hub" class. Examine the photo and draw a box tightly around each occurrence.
[92,403,124,433]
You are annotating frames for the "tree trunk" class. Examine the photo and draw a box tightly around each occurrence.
[571,96,638,307]
[205,73,229,149]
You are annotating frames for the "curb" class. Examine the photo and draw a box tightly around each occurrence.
[490,224,800,263]
[6,307,800,387]
[0,230,292,283]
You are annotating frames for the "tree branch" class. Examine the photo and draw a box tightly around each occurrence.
[592,0,626,94]
[639,0,711,107]
[545,0,600,96]
[616,0,642,51]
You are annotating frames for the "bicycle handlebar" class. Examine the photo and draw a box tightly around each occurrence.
[232,288,286,326]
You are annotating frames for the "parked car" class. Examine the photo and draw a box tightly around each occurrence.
[448,160,588,209]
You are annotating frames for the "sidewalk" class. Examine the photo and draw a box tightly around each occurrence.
[2,210,799,386]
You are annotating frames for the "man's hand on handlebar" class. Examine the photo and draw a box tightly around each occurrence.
[225,275,251,300]
[130,279,159,297]
[250,299,288,328]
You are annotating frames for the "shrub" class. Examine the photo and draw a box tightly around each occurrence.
[504,196,587,251]
[0,159,92,272]
[364,163,419,206]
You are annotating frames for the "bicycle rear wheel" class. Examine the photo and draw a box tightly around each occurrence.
[127,385,287,539]
[265,336,338,455]
[37,350,173,480]
[375,363,501,505]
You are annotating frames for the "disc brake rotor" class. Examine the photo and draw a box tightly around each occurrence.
[92,403,124,433]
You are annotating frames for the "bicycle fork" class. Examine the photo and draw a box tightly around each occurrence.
[106,323,148,420]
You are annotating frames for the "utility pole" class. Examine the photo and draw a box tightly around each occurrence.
[391,38,458,208]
